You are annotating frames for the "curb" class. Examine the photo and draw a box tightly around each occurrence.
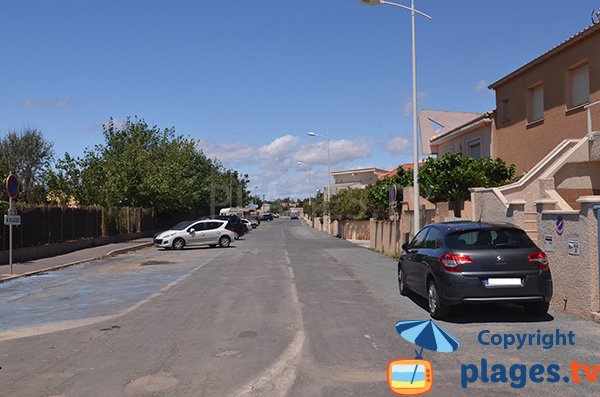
[0,242,154,284]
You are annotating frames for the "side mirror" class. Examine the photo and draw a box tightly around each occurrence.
[188,228,195,234]
[402,242,409,252]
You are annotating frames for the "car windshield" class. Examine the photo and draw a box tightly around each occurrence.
[171,221,194,231]
[445,228,535,249]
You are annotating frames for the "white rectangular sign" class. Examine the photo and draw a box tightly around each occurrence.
[568,238,580,256]
[544,235,554,252]
[4,215,21,225]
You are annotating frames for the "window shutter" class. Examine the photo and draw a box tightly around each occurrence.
[572,65,589,107]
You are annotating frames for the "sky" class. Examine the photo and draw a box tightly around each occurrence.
[1,0,599,199]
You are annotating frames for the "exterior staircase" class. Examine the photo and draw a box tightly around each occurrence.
[471,135,591,242]
[523,212,538,242]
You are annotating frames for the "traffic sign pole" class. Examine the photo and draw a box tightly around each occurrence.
[9,196,12,275]
[5,174,19,276]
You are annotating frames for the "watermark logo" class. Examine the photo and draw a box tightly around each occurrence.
[388,320,459,396]
[388,359,433,396]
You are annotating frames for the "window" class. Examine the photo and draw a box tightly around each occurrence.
[410,227,430,249]
[568,63,589,108]
[192,222,206,231]
[528,83,544,123]
[445,229,535,250]
[500,99,510,123]
[467,138,482,158]
[205,222,221,230]
[423,227,441,249]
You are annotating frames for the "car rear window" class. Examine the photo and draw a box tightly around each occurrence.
[445,228,535,249]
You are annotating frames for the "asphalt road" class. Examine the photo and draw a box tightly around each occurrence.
[1,220,600,396]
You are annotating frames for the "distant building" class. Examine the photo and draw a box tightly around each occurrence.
[419,110,483,155]
[419,110,494,159]
[327,167,389,196]
[428,111,494,159]
[378,163,422,180]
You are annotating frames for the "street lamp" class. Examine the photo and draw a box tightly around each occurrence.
[359,0,431,236]
[297,161,313,208]
[308,131,332,235]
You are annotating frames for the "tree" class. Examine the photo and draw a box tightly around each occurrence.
[418,152,516,217]
[0,128,54,204]
[330,188,371,221]
[367,167,413,219]
[47,117,248,214]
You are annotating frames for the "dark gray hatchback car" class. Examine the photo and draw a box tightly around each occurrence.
[398,222,553,319]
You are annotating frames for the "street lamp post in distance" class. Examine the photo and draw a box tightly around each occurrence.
[307,131,332,235]
[297,161,313,208]
[359,0,431,236]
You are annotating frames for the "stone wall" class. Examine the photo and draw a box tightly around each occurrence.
[537,197,600,318]
[369,219,404,257]
[338,220,370,240]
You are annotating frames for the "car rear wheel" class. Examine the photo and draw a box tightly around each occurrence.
[219,236,231,248]
[427,280,448,320]
[398,265,409,296]
[172,238,185,250]
[523,301,549,316]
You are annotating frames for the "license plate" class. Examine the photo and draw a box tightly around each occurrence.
[483,278,522,287]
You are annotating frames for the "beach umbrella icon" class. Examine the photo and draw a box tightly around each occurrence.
[395,319,459,359]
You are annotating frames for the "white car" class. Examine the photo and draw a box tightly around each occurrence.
[241,219,253,233]
[154,219,235,250]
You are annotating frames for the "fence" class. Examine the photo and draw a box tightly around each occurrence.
[0,205,159,251]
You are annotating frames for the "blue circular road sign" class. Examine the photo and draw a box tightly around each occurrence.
[6,175,18,198]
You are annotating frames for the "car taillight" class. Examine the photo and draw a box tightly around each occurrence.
[438,253,473,273]
[528,251,549,270]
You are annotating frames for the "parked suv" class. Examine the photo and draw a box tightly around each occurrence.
[206,215,245,239]
[398,222,553,319]
[154,219,235,249]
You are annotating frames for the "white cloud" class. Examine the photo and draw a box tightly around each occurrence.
[196,139,257,166]
[294,138,374,166]
[474,80,488,92]
[197,134,377,199]
[402,101,413,117]
[253,171,317,199]
[401,91,427,116]
[258,134,300,159]
[22,97,71,109]
[385,136,411,155]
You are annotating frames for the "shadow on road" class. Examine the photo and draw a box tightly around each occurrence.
[405,292,554,324]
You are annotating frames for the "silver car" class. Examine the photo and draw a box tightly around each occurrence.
[154,219,235,250]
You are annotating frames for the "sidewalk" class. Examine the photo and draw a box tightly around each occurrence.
[346,239,371,249]
[0,238,154,281]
